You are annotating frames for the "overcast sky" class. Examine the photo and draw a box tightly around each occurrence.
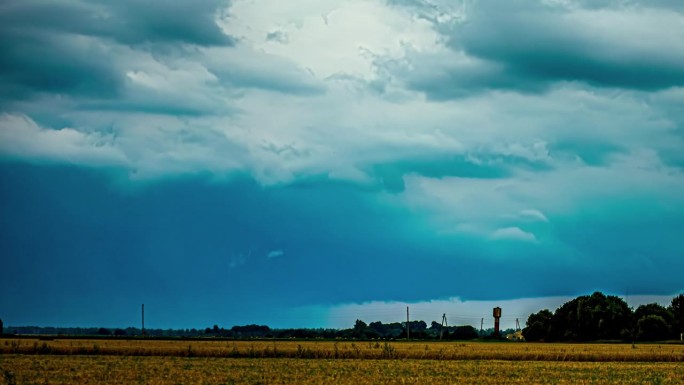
[1,0,683,329]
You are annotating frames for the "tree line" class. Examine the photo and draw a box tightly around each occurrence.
[523,292,683,342]
[5,292,679,342]
[2,321,504,340]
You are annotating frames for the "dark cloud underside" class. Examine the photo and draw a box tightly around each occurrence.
[393,0,684,98]
[0,0,233,105]
[0,0,233,47]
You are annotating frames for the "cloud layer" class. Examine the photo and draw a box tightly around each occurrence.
[1,0,683,327]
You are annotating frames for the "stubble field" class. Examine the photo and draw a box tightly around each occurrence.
[1,338,683,384]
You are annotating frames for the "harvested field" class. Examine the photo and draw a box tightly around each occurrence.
[2,355,683,385]
[1,338,683,361]
[1,339,683,384]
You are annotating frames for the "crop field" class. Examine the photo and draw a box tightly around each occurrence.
[1,339,683,384]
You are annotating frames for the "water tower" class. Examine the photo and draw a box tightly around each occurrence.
[493,307,502,337]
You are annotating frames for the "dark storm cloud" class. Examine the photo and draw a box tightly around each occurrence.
[265,30,289,44]
[0,0,233,104]
[102,0,233,47]
[573,0,684,11]
[0,0,233,47]
[3,163,682,326]
[1,0,683,329]
[0,29,124,101]
[372,158,506,192]
[204,48,325,96]
[548,140,626,166]
[369,154,553,193]
[456,1,684,88]
[389,0,684,98]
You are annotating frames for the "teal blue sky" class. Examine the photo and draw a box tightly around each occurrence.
[1,0,683,329]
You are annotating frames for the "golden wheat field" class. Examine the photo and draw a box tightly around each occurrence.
[1,339,683,384]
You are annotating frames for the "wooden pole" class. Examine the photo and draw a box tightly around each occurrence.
[440,313,446,340]
[406,306,410,340]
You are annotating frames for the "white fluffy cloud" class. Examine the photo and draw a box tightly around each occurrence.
[221,0,441,79]
[267,250,285,259]
[0,114,127,166]
[491,227,537,243]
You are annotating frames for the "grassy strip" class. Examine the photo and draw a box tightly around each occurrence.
[2,339,683,362]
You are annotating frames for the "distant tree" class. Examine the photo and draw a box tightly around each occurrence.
[231,324,270,338]
[113,328,127,336]
[369,321,386,334]
[410,320,427,331]
[548,292,631,341]
[637,315,670,341]
[353,319,368,338]
[523,309,553,342]
[288,328,316,338]
[389,320,430,339]
[633,303,674,339]
[669,294,684,337]
[450,325,479,340]
[97,328,111,336]
[634,303,673,325]
[0,318,3,335]
[368,321,404,339]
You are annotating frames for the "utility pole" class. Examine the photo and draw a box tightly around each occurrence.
[406,306,410,340]
[480,318,483,333]
[515,318,521,332]
[142,304,145,337]
[440,313,448,340]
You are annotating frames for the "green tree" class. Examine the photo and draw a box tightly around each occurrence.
[633,303,674,339]
[368,321,404,338]
[637,315,670,341]
[634,303,673,324]
[368,321,386,335]
[669,294,684,337]
[450,325,479,340]
[549,292,631,341]
[353,319,368,338]
[523,309,553,342]
[0,318,3,335]
[409,320,427,331]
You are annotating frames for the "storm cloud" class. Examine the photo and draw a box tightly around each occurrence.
[0,0,682,328]
[387,0,684,98]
